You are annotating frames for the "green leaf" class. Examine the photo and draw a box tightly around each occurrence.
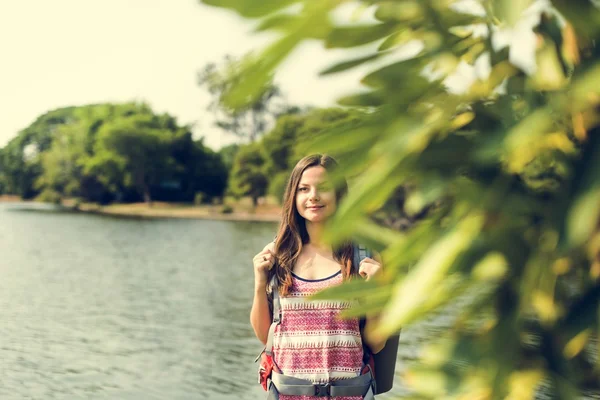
[374,1,424,23]
[494,0,535,27]
[339,289,393,318]
[200,0,300,18]
[378,31,402,51]
[320,53,385,76]
[570,63,600,112]
[404,177,446,216]
[381,219,440,273]
[350,219,406,249]
[222,2,334,109]
[334,155,408,218]
[565,133,600,248]
[337,91,385,107]
[298,122,380,159]
[501,108,555,173]
[361,57,427,88]
[375,214,485,337]
[222,34,300,109]
[435,8,484,27]
[325,23,398,48]
[560,284,600,357]
[255,13,299,32]
[256,12,331,39]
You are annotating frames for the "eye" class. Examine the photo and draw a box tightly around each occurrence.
[297,187,307,192]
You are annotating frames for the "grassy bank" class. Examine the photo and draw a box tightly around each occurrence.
[1,195,281,222]
[0,195,27,202]
[75,201,281,222]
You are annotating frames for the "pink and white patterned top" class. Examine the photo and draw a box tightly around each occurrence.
[273,270,364,400]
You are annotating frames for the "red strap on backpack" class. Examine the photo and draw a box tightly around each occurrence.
[362,356,376,378]
[258,352,282,391]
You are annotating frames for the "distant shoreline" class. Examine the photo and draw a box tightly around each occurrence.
[0,195,281,223]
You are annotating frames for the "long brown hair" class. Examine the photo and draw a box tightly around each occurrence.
[270,154,355,296]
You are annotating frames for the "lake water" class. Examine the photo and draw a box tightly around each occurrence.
[1,203,597,399]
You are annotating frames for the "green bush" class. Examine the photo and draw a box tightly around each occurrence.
[37,189,62,205]
[220,204,234,214]
[194,191,206,205]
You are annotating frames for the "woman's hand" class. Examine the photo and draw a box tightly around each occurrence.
[358,257,382,281]
[253,247,275,288]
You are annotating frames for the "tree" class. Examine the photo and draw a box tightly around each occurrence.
[0,107,78,198]
[2,102,229,205]
[228,143,268,207]
[86,113,176,205]
[1,102,230,205]
[191,141,228,201]
[217,143,241,172]
[35,123,88,202]
[202,0,600,397]
[198,54,286,142]
[168,132,228,202]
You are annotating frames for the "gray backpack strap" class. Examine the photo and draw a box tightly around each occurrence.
[271,370,374,397]
[353,244,373,274]
[265,275,281,357]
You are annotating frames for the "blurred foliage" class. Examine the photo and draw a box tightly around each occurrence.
[198,54,293,142]
[202,0,600,397]
[0,103,227,204]
[218,143,242,171]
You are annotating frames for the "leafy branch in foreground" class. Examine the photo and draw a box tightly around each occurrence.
[201,0,600,397]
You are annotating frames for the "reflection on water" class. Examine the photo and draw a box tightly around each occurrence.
[1,203,598,399]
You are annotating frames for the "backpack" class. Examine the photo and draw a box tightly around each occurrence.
[353,244,400,395]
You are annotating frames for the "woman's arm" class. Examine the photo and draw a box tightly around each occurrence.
[250,242,275,344]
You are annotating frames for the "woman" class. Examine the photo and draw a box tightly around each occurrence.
[251,154,385,399]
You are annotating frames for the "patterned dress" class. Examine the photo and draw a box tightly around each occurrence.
[272,270,364,400]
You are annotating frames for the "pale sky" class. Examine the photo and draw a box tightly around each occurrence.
[0,0,367,150]
[0,0,545,151]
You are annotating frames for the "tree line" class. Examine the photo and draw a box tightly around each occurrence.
[0,103,227,205]
[0,98,361,207]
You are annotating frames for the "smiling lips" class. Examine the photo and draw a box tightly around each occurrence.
[307,205,324,210]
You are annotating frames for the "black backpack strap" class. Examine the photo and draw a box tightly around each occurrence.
[353,244,374,365]
[353,243,373,275]
[265,275,281,358]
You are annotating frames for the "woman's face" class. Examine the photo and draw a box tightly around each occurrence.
[295,166,337,223]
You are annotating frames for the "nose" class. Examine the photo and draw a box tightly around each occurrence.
[309,188,320,201]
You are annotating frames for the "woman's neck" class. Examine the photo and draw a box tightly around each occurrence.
[305,221,330,252]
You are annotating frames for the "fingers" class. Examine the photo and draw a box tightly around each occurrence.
[254,249,272,260]
[359,258,382,281]
[254,249,275,269]
[256,249,274,259]
[358,266,368,278]
[360,257,379,266]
